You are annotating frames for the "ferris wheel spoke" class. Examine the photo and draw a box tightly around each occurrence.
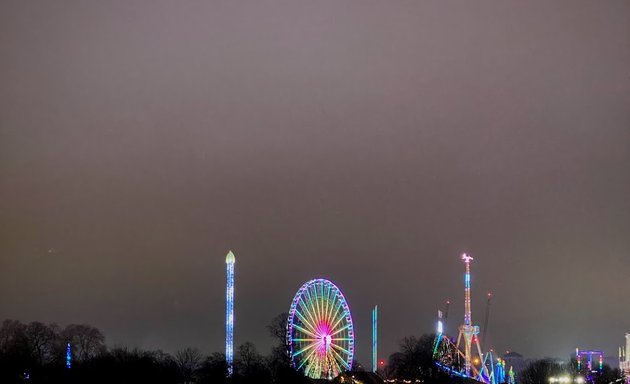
[333,354,350,371]
[295,342,318,362]
[313,353,326,379]
[303,287,322,329]
[331,322,351,337]
[331,356,348,374]
[327,350,344,375]
[313,283,324,324]
[304,287,317,322]
[310,355,321,378]
[316,354,326,377]
[332,337,353,341]
[330,357,342,377]
[293,342,317,358]
[292,323,319,339]
[323,283,334,324]
[297,296,315,326]
[304,360,314,377]
[309,284,320,325]
[332,300,345,325]
[327,298,344,330]
[331,342,352,357]
[329,309,348,332]
[294,309,318,334]
[324,283,333,324]
[328,291,341,326]
[319,283,328,326]
[298,345,320,371]
[329,346,351,370]
[299,357,313,375]
[319,283,328,325]
[300,295,321,335]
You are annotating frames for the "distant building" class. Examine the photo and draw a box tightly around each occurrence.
[620,333,630,384]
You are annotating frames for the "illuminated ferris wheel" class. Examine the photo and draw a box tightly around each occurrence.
[287,278,355,380]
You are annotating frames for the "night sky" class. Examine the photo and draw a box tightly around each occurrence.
[1,1,629,366]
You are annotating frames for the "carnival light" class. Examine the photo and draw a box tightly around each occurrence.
[372,305,378,373]
[433,253,493,384]
[225,251,235,377]
[549,376,584,384]
[66,342,71,369]
[576,348,604,376]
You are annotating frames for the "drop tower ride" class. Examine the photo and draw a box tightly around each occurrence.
[226,251,235,377]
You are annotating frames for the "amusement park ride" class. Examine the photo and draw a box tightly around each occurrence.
[225,250,356,380]
[576,348,604,383]
[286,278,355,380]
[223,250,516,382]
[433,254,516,384]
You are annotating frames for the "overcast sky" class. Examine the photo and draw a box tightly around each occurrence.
[1,1,629,365]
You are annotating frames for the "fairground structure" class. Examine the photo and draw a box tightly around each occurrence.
[372,305,378,373]
[576,348,603,384]
[434,254,514,384]
[225,251,235,377]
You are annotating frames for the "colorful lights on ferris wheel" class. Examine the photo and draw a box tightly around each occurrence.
[286,278,355,380]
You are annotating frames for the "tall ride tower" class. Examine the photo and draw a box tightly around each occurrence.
[456,253,487,379]
[434,253,493,384]
[226,251,236,377]
[463,253,473,327]
[372,305,378,373]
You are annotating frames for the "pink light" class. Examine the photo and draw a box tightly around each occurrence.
[315,322,333,357]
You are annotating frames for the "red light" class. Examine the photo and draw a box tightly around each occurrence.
[379,360,385,366]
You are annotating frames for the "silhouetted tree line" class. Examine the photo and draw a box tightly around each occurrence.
[13,318,606,384]
[519,358,624,384]
[0,315,312,384]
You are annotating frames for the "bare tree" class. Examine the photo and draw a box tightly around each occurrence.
[267,312,288,347]
[62,324,106,362]
[175,347,203,384]
[198,352,228,384]
[519,359,565,384]
[237,342,262,374]
[0,319,27,355]
[24,322,57,365]
[236,342,271,382]
[387,334,438,380]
